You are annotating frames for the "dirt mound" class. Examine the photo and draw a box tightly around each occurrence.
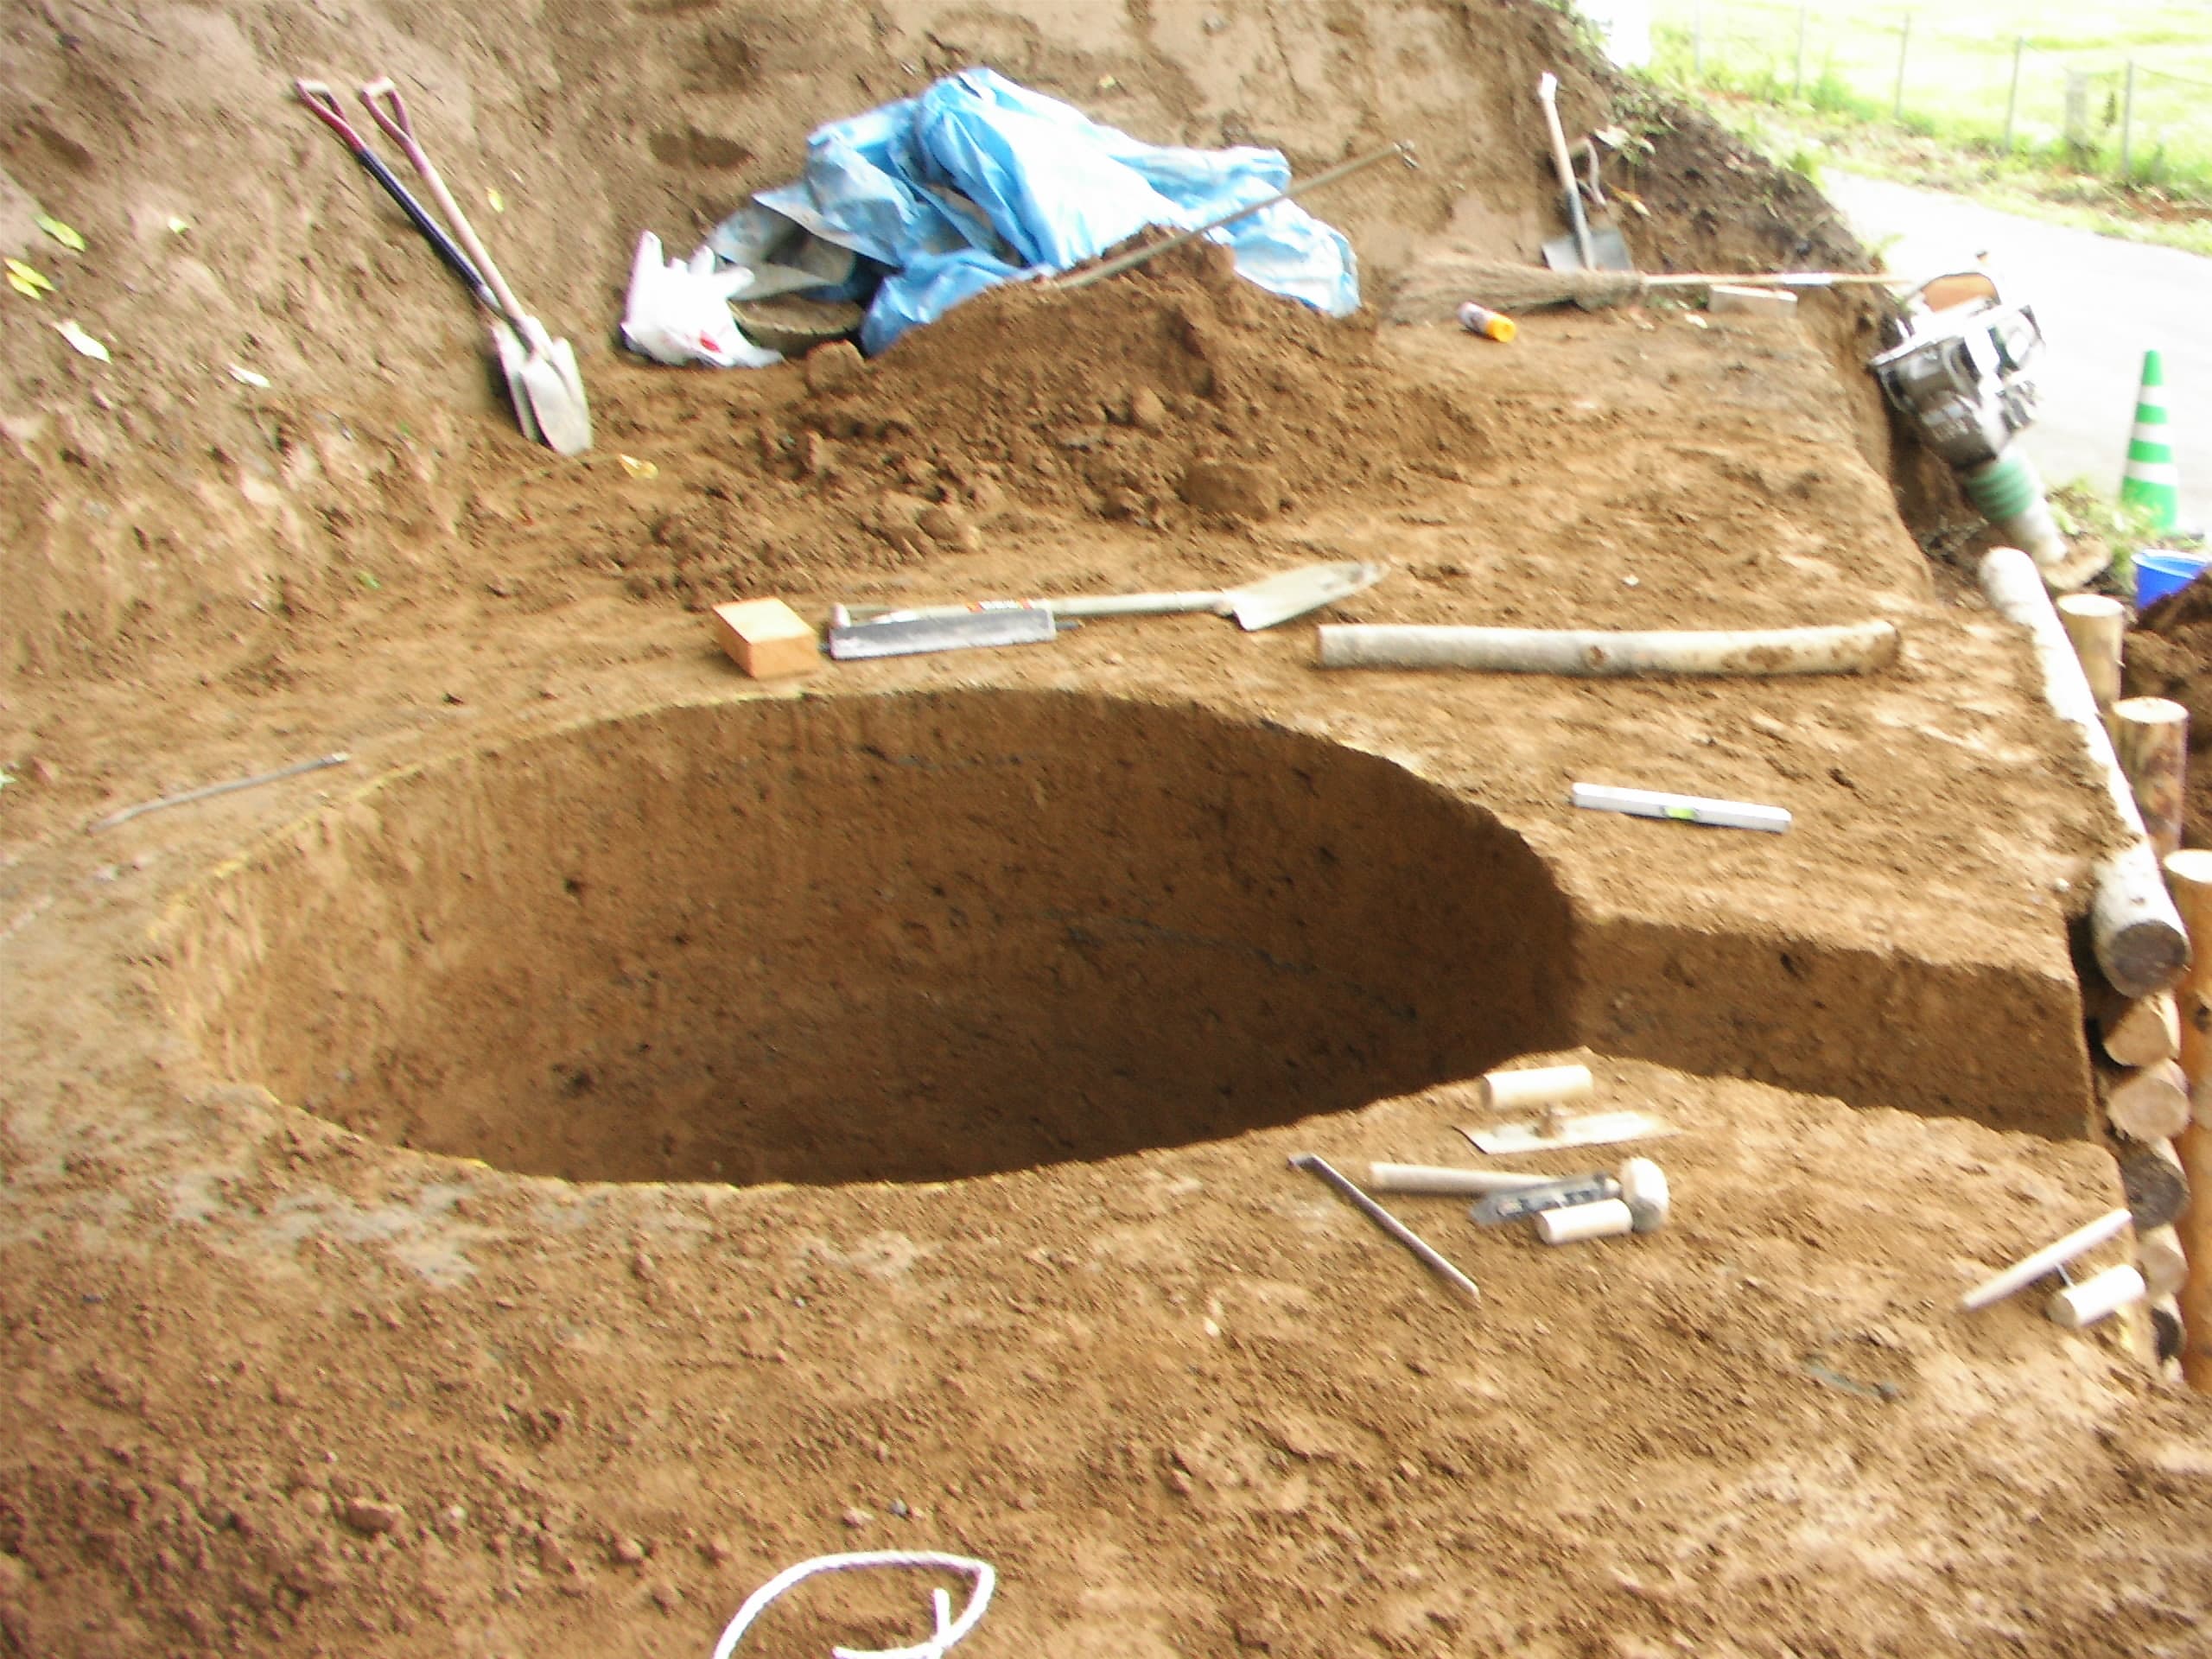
[605,248,1496,607]
[0,0,1884,685]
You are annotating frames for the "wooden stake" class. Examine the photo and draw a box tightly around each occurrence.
[2093,987,2180,1067]
[2101,1058,2192,1142]
[2055,594,2125,726]
[2112,696,2189,860]
[1981,549,2188,995]
[2164,848,2212,1389]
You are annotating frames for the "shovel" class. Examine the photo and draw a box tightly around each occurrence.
[839,560,1383,632]
[358,79,591,455]
[1536,73,1632,274]
[295,80,535,435]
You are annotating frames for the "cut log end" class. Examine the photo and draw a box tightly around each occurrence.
[2097,989,2181,1068]
[2119,1137,2190,1230]
[2104,1059,2193,1143]
[2100,916,2193,1001]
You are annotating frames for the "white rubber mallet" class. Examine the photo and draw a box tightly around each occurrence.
[1958,1208,2133,1313]
[2048,1263,2146,1329]
[1530,1159,1671,1244]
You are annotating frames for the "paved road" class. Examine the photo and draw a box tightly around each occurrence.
[1823,172,2210,535]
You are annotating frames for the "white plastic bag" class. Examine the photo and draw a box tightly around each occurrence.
[620,232,783,369]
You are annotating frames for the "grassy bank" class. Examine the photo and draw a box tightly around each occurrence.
[1643,0,2212,253]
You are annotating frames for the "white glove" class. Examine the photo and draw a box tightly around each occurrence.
[620,231,783,369]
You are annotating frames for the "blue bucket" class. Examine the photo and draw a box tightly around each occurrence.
[2135,550,2210,608]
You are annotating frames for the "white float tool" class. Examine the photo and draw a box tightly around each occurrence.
[1957,1207,2133,1313]
[1290,1154,1481,1305]
[1468,1157,1670,1234]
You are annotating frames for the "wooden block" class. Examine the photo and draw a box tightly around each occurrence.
[1708,283,1799,318]
[712,598,818,679]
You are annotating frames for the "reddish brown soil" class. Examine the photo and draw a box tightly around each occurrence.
[2124,578,2212,847]
[3,3,2208,1658]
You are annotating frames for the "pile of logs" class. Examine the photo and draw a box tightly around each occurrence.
[1992,559,2209,1386]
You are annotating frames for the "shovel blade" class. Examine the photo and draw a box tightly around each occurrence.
[1227,560,1384,631]
[524,332,593,457]
[1542,225,1635,273]
[489,317,542,445]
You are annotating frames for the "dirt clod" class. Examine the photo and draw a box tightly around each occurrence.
[803,340,867,396]
[1180,457,1282,518]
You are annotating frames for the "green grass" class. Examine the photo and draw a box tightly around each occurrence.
[1646,0,2212,246]
[2050,480,2176,597]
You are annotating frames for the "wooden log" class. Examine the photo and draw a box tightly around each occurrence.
[2055,593,2125,724]
[1980,548,2190,996]
[2164,848,2212,1391]
[1314,621,1900,677]
[2101,1058,2192,1141]
[2119,1135,2190,1230]
[2152,1295,2186,1364]
[2139,1224,2189,1299]
[1383,256,1904,321]
[2112,696,2189,860]
[2090,987,2180,1067]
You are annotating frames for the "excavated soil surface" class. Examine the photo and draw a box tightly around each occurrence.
[3,3,2210,1657]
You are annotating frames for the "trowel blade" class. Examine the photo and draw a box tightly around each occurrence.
[827,607,1058,661]
[1462,1110,1676,1156]
[1227,561,1384,631]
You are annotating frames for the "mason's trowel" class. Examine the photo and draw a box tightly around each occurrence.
[836,559,1383,633]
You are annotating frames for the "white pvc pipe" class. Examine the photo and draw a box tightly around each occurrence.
[2047,1263,2147,1330]
[1367,1162,1555,1195]
[1315,620,1899,677]
[1537,1198,1636,1244]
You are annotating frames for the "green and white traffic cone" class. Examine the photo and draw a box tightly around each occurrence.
[2120,348,2180,535]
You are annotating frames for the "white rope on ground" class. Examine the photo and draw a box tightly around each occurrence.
[709,1550,995,1659]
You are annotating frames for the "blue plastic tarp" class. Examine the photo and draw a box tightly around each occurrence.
[713,67,1359,355]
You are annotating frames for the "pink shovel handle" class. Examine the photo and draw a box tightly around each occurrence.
[356,77,532,333]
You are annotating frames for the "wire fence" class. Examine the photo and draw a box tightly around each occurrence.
[1648,0,2212,193]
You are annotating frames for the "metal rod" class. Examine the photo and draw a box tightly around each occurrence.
[89,753,351,832]
[1289,1154,1481,1305]
[1052,140,1415,293]
[2003,35,2024,152]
